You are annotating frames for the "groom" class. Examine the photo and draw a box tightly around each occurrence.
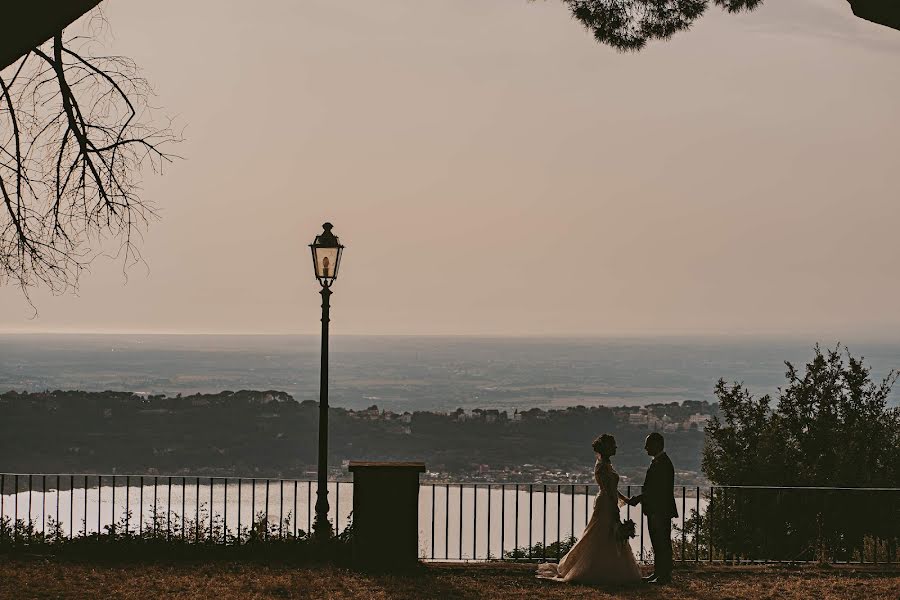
[628,432,677,585]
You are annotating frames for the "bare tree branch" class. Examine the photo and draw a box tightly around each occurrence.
[0,17,180,302]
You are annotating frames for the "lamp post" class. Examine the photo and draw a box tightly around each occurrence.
[309,222,344,538]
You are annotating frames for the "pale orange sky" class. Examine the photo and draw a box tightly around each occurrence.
[1,0,899,336]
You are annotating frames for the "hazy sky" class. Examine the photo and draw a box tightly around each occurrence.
[1,0,899,336]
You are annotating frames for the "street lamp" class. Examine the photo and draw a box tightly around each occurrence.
[309,222,344,538]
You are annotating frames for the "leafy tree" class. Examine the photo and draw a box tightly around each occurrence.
[562,1,900,51]
[562,0,762,52]
[703,344,899,488]
[689,345,900,562]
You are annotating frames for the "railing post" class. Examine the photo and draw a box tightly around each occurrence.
[431,484,435,559]
[681,486,686,563]
[153,476,158,538]
[210,478,215,541]
[485,485,490,560]
[556,485,561,560]
[0,474,4,543]
[182,478,186,542]
[695,486,700,562]
[570,484,574,547]
[639,484,644,563]
[514,485,519,561]
[96,476,101,540]
[196,477,200,543]
[109,475,115,539]
[28,474,33,543]
[224,478,229,544]
[708,486,714,562]
[56,475,61,541]
[458,483,463,559]
[167,477,172,542]
[125,476,129,536]
[445,483,449,560]
[473,484,478,560]
[528,484,533,560]
[501,484,506,559]
[723,487,728,564]
[139,476,143,538]
[542,484,546,561]
[14,474,19,543]
[83,476,87,538]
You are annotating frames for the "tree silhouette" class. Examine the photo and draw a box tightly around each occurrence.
[692,345,900,562]
[0,16,179,299]
[562,1,899,52]
[562,0,762,51]
[3,1,898,299]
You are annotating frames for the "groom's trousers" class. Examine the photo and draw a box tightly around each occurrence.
[647,514,673,578]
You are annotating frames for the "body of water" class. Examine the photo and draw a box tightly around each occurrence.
[2,334,899,411]
[0,478,708,561]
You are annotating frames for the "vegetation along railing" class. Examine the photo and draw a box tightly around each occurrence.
[1,474,897,565]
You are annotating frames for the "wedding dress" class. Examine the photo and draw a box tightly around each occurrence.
[535,459,642,584]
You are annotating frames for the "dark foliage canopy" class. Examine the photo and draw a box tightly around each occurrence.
[563,0,763,51]
[702,344,899,487]
[677,346,900,563]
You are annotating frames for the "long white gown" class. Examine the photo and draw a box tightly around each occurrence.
[536,459,642,585]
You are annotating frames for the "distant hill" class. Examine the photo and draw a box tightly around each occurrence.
[0,390,710,484]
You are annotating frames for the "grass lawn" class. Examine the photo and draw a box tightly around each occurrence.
[0,559,897,600]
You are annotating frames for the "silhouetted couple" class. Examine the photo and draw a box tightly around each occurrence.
[536,432,677,586]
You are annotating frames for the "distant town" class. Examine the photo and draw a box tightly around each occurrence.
[340,400,715,486]
[1,390,716,487]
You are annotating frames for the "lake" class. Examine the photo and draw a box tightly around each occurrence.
[0,478,708,561]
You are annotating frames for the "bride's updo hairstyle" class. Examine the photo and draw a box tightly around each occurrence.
[592,434,616,459]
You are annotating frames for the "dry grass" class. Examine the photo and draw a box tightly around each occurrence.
[0,559,897,600]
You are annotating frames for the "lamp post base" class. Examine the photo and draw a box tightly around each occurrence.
[312,513,333,540]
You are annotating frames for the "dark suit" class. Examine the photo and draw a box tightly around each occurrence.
[641,452,677,579]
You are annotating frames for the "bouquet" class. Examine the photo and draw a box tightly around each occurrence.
[616,518,636,544]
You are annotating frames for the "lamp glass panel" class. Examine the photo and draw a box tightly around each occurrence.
[313,246,340,279]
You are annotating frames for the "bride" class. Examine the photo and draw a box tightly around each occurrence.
[536,434,642,585]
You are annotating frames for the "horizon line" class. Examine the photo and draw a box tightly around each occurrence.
[2,329,900,341]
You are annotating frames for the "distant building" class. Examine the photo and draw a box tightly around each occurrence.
[687,413,710,429]
[484,409,504,423]
[628,413,648,426]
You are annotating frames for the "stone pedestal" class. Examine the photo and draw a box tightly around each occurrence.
[348,461,426,569]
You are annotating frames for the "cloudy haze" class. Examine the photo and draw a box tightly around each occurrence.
[1,0,899,336]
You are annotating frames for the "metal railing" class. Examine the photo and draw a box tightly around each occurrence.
[417,482,899,564]
[0,473,351,544]
[2,474,897,565]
